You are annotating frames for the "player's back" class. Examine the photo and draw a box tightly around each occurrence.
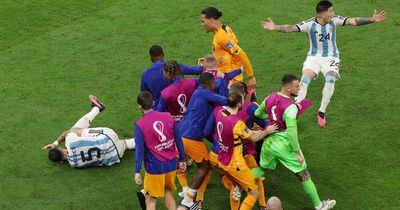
[161,78,197,123]
[65,132,120,168]
[214,109,247,167]
[179,86,216,141]
[265,93,295,131]
[141,61,171,105]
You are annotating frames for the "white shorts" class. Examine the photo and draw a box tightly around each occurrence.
[81,127,126,157]
[302,56,340,78]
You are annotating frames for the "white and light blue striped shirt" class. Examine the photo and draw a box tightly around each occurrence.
[296,16,347,58]
[66,132,120,168]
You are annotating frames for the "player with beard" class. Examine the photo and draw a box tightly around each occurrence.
[252,74,335,210]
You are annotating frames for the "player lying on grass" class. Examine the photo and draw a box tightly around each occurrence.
[42,95,135,168]
[252,74,334,210]
[261,0,386,127]
[134,91,187,210]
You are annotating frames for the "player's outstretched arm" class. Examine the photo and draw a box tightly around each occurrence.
[42,130,69,149]
[345,10,387,26]
[261,17,299,33]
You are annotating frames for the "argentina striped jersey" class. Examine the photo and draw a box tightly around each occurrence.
[65,132,120,168]
[296,16,347,58]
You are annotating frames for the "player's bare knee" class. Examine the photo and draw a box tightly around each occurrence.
[70,128,82,136]
[302,68,316,79]
[248,188,259,198]
[325,71,337,83]
[198,160,210,171]
[295,169,311,182]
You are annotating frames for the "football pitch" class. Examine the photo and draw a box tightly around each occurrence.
[1,0,399,209]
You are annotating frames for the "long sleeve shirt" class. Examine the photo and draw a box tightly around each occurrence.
[140,61,202,105]
[179,86,227,141]
[134,123,185,174]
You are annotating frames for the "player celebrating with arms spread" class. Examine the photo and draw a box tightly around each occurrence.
[200,7,257,101]
[261,0,386,126]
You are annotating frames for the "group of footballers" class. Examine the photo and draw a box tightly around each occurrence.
[43,1,386,210]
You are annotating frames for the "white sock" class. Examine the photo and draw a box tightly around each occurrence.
[182,186,188,192]
[295,76,311,103]
[125,138,136,149]
[72,107,100,128]
[181,188,197,206]
[319,82,335,113]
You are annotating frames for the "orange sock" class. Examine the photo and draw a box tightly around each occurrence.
[239,194,257,210]
[196,171,212,202]
[256,178,266,207]
[229,191,240,210]
[177,171,188,188]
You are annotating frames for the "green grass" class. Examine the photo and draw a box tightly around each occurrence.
[1,0,399,209]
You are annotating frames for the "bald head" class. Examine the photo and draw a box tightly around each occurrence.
[266,196,283,210]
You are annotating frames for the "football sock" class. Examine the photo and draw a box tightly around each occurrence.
[295,75,311,103]
[72,107,100,128]
[196,171,211,201]
[251,167,265,179]
[319,82,335,113]
[240,194,257,210]
[177,172,188,189]
[230,194,240,210]
[181,188,197,206]
[301,179,322,208]
[256,178,266,206]
[124,138,135,149]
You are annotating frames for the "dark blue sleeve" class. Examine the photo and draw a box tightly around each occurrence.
[203,112,215,142]
[140,75,148,92]
[203,90,227,106]
[174,123,186,162]
[180,63,203,75]
[194,78,200,87]
[134,125,145,173]
[225,69,242,80]
[248,104,268,128]
[155,96,167,112]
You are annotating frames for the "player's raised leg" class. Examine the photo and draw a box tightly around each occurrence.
[296,68,317,103]
[318,71,338,127]
[70,95,105,135]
